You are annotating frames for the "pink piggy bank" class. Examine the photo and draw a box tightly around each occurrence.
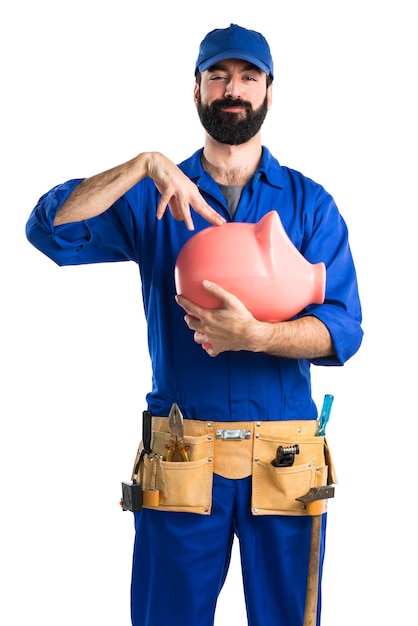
[174,211,326,322]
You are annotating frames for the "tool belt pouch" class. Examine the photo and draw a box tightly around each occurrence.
[131,419,337,517]
[251,421,337,516]
[134,429,214,515]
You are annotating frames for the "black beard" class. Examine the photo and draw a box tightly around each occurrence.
[196,95,268,145]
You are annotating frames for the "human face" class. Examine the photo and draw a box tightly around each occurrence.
[194,59,272,145]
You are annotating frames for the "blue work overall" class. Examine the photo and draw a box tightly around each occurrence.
[131,473,326,626]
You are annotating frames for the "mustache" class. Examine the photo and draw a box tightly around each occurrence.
[209,99,253,113]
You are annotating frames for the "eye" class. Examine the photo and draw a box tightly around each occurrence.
[209,74,228,81]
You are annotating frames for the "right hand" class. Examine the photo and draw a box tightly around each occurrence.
[147,152,226,230]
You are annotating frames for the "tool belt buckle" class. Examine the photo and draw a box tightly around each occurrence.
[215,429,251,441]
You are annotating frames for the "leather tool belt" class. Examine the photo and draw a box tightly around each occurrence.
[133,417,337,516]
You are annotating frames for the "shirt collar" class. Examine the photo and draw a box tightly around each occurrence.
[180,146,284,189]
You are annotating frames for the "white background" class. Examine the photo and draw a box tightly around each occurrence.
[2,1,417,624]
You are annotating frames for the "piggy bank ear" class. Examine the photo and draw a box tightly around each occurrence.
[255,211,278,248]
[255,210,326,313]
[255,211,299,275]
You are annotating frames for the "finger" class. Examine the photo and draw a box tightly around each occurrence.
[158,194,195,231]
[194,330,205,343]
[157,194,183,222]
[177,200,195,231]
[203,343,219,357]
[156,194,170,220]
[175,294,202,316]
[201,279,230,304]
[194,199,226,226]
[155,191,187,220]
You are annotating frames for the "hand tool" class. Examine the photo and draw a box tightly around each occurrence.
[297,394,335,625]
[166,403,190,462]
[271,444,300,467]
[120,409,153,512]
[316,394,334,436]
[297,486,335,626]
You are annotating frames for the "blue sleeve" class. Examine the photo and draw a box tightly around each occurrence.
[25,179,140,266]
[299,189,363,366]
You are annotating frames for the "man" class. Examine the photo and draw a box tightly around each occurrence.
[26,23,363,626]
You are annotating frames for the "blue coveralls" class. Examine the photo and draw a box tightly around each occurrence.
[26,147,363,625]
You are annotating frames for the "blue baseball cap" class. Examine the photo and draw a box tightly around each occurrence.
[195,24,274,79]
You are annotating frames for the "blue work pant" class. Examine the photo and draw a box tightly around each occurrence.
[131,473,326,626]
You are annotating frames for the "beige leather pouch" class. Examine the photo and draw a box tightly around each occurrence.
[136,428,214,515]
[251,421,335,516]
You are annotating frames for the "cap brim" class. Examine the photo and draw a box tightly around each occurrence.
[197,50,271,76]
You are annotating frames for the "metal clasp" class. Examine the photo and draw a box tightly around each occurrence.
[215,429,251,440]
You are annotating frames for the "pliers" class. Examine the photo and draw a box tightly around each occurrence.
[166,403,190,462]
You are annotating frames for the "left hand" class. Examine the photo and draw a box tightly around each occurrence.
[176,280,260,357]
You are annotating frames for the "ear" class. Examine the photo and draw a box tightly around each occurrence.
[266,83,273,110]
[193,83,200,106]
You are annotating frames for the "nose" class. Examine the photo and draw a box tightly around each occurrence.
[224,76,242,99]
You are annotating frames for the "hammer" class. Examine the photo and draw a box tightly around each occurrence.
[296,485,335,626]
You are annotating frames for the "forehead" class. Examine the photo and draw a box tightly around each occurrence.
[206,59,264,74]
